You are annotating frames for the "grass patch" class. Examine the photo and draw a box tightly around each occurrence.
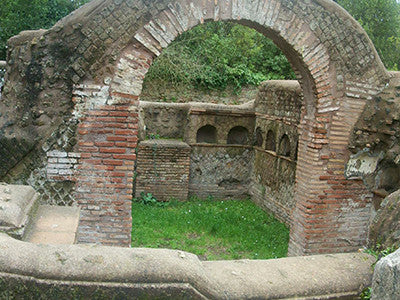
[131,197,289,261]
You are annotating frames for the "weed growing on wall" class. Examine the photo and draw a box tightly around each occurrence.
[138,192,169,208]
[365,244,398,261]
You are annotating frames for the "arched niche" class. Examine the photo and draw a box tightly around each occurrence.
[254,127,263,147]
[196,125,217,144]
[227,126,249,145]
[279,134,291,157]
[265,130,276,152]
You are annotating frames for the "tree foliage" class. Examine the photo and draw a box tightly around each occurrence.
[143,22,295,93]
[0,0,90,60]
[335,0,400,70]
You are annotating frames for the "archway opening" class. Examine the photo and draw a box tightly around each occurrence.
[132,20,298,259]
[86,0,388,254]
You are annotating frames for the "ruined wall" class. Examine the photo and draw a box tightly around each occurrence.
[135,139,190,201]
[347,72,400,214]
[250,81,302,224]
[138,101,255,200]
[138,102,189,140]
[344,72,400,249]
[190,147,253,200]
[187,103,255,200]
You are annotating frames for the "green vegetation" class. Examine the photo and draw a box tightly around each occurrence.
[0,0,90,60]
[131,196,289,260]
[360,287,372,300]
[365,244,398,261]
[336,0,400,70]
[143,21,295,94]
[360,245,398,300]
[144,0,400,95]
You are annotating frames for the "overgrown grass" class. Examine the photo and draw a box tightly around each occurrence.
[131,197,289,261]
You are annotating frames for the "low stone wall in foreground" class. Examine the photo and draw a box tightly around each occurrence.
[0,233,374,299]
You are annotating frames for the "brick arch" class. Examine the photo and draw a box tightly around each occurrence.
[71,0,390,254]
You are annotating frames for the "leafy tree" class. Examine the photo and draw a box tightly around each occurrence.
[143,21,295,93]
[335,0,400,70]
[0,0,90,60]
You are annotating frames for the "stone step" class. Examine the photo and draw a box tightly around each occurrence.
[23,205,80,245]
[0,183,39,239]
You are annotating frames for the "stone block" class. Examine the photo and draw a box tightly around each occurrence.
[0,183,39,239]
[372,248,400,300]
[369,189,400,250]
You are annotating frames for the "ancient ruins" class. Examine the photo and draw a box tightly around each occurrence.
[0,0,399,298]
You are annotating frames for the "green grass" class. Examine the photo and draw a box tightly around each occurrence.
[131,197,289,260]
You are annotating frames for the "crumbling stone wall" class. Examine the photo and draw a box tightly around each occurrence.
[369,189,400,250]
[345,72,400,249]
[190,147,253,200]
[347,72,400,213]
[1,119,78,206]
[250,81,302,224]
[138,101,189,140]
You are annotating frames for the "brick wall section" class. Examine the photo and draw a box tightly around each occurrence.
[135,140,190,201]
[46,151,80,181]
[72,40,152,247]
[73,84,139,247]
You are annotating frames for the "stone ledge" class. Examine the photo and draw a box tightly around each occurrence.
[139,139,191,148]
[0,233,375,299]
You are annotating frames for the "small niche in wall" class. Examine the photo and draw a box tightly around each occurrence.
[279,134,291,157]
[197,125,217,143]
[227,126,249,145]
[255,127,263,147]
[265,130,276,152]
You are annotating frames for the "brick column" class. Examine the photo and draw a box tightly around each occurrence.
[288,95,374,255]
[73,85,138,247]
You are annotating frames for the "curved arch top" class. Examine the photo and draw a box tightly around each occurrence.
[49,0,389,90]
